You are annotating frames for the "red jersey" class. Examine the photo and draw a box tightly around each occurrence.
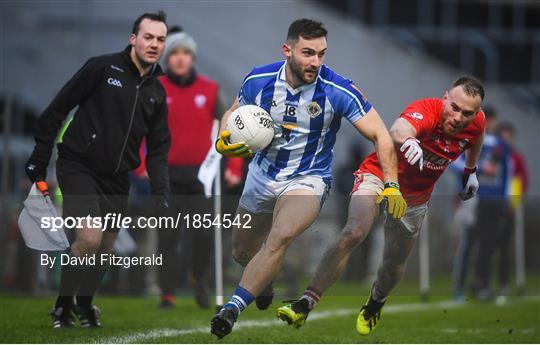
[359,98,485,205]
[159,74,219,166]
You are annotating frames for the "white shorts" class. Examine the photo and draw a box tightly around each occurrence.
[238,165,330,214]
[352,171,428,237]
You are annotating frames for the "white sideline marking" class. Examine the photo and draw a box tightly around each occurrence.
[102,297,539,343]
[101,300,460,343]
[441,328,536,334]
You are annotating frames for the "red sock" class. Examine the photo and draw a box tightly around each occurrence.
[301,286,322,310]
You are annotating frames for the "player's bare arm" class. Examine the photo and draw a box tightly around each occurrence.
[353,107,398,183]
[219,98,241,133]
[389,117,417,144]
[390,118,424,171]
[353,108,407,219]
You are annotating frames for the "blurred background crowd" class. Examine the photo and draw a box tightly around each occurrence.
[1,0,538,308]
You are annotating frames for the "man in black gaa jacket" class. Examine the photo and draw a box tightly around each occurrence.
[25,11,170,328]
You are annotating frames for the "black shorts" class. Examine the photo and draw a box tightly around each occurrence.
[56,156,129,233]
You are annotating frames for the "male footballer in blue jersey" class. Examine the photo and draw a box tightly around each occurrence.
[210,18,407,338]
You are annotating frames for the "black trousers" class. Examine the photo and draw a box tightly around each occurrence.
[158,167,213,295]
[54,151,129,306]
[474,197,514,291]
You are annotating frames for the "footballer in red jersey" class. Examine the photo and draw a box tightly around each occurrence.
[277,76,486,335]
[359,96,485,206]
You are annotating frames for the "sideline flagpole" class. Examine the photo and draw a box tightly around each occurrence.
[214,159,224,307]
[419,212,430,301]
[211,119,224,307]
[198,119,224,308]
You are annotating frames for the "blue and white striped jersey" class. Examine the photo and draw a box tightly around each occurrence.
[238,60,372,183]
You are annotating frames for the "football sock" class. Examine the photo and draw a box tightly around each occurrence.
[55,248,84,309]
[371,283,387,303]
[76,262,108,308]
[223,285,255,317]
[300,286,322,310]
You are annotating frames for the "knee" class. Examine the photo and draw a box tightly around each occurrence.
[75,236,102,256]
[99,236,117,254]
[232,247,251,266]
[336,225,369,253]
[232,242,257,266]
[265,227,296,253]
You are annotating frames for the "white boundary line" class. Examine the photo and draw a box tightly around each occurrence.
[101,300,462,343]
[101,297,539,343]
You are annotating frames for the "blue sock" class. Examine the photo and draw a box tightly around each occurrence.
[223,285,255,316]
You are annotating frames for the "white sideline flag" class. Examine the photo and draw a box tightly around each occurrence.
[18,183,70,251]
[198,120,222,198]
[113,227,138,256]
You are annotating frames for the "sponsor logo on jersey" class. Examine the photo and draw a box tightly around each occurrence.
[285,99,299,107]
[307,101,322,118]
[107,77,123,88]
[444,139,451,153]
[423,151,449,169]
[407,112,424,120]
[280,124,298,142]
[194,94,207,108]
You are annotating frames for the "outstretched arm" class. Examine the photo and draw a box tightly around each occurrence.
[352,107,397,183]
[389,118,423,171]
[389,117,417,144]
[353,107,407,219]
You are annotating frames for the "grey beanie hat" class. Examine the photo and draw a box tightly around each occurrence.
[161,31,197,65]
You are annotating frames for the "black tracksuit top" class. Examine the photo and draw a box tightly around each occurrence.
[30,45,171,199]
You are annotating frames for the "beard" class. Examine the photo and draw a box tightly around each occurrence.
[133,45,157,68]
[443,119,464,135]
[136,52,153,67]
[289,57,318,84]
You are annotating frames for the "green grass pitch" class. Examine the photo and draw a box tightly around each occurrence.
[1,277,539,343]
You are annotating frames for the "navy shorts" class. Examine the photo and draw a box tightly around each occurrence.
[56,155,129,234]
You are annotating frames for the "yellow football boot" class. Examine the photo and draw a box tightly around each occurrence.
[356,295,385,335]
[276,299,310,329]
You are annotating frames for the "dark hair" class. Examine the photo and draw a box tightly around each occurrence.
[495,121,516,136]
[132,11,168,35]
[287,18,327,42]
[483,105,497,119]
[452,76,485,101]
[168,25,183,35]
